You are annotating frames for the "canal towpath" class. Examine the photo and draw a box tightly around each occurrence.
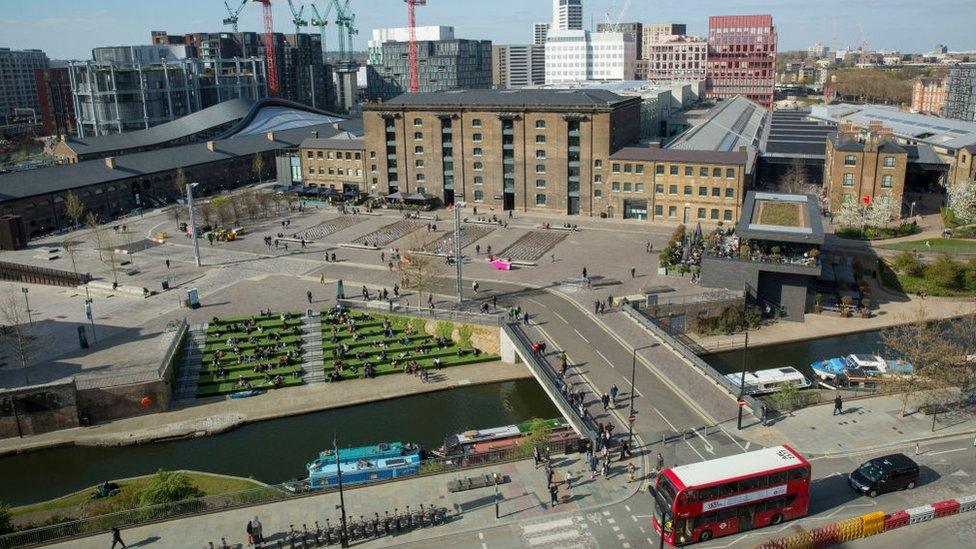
[0,360,529,456]
[49,450,641,549]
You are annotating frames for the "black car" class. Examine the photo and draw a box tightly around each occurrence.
[849,453,919,497]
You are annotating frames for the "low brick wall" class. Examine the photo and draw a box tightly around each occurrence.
[76,378,171,424]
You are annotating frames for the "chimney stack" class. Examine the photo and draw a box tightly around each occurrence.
[206,140,216,152]
[104,157,115,169]
[331,122,342,130]
[266,131,275,141]
[311,130,319,138]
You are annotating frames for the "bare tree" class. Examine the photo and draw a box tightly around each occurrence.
[168,168,188,227]
[251,153,265,183]
[86,212,119,285]
[61,191,86,275]
[881,307,959,416]
[255,192,274,218]
[779,159,818,195]
[397,232,447,308]
[242,192,260,221]
[0,286,36,385]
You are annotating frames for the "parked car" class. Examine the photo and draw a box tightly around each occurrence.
[849,453,919,497]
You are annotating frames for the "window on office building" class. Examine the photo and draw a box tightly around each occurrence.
[535,194,547,206]
[842,173,854,186]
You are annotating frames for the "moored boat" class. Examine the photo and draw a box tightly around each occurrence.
[725,367,811,396]
[432,418,580,460]
[811,354,915,383]
[306,442,421,489]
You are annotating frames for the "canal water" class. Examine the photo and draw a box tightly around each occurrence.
[705,329,886,380]
[0,380,558,506]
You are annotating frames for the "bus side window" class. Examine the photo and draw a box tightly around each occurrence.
[721,482,738,496]
[698,512,717,527]
[697,486,719,501]
[768,471,787,485]
[766,497,786,510]
[788,467,810,481]
[717,508,737,522]
[739,477,761,491]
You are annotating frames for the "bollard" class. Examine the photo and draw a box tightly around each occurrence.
[221,537,228,549]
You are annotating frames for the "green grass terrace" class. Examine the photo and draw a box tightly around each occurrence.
[198,312,305,397]
[878,237,976,254]
[320,310,498,380]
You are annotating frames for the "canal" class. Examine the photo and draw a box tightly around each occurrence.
[705,329,886,380]
[0,379,558,506]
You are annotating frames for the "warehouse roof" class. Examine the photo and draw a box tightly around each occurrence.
[610,146,746,165]
[809,103,976,151]
[761,109,836,159]
[0,121,360,201]
[60,98,346,158]
[666,96,767,173]
[300,132,366,150]
[367,88,635,108]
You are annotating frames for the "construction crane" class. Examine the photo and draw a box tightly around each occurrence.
[309,1,334,64]
[222,0,248,32]
[252,0,279,96]
[332,0,357,64]
[602,0,632,32]
[287,0,309,37]
[404,0,426,93]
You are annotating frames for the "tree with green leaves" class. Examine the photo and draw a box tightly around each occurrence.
[136,470,202,507]
[0,500,11,534]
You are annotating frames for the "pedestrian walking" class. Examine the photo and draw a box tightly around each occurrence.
[582,267,588,279]
[428,294,434,308]
[523,312,530,325]
[594,300,601,314]
[492,295,497,309]
[388,261,394,271]
[627,462,637,483]
[630,267,636,278]
[760,404,768,426]
[601,393,610,411]
[545,462,554,485]
[486,245,492,255]
[609,384,619,406]
[655,452,664,474]
[110,526,127,549]
[549,483,559,507]
[472,281,480,293]
[393,284,400,298]
[381,251,385,263]
[476,244,481,255]
[306,290,313,304]
[834,394,843,415]
[319,273,325,285]
[551,253,556,263]
[602,457,611,477]
[330,253,336,262]
[165,259,171,269]
[564,469,573,489]
[619,441,630,461]
[589,453,598,479]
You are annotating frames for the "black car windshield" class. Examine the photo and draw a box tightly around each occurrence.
[858,461,884,482]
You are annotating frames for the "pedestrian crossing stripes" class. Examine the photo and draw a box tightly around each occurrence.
[519,516,593,548]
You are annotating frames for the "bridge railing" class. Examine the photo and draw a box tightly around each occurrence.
[336,298,504,327]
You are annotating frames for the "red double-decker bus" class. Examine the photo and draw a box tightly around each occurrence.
[651,445,811,545]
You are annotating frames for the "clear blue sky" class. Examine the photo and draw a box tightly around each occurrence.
[2,0,973,60]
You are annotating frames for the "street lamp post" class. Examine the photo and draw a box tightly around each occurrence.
[453,202,465,305]
[333,436,350,548]
[85,297,97,344]
[628,347,637,446]
[185,182,202,267]
[737,331,750,430]
[910,201,917,219]
[21,287,32,326]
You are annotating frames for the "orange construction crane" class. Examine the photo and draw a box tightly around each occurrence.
[404,0,427,93]
[252,0,279,96]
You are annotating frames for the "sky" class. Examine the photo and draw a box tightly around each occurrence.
[2,0,973,60]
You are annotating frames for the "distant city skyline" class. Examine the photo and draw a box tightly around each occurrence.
[2,0,974,60]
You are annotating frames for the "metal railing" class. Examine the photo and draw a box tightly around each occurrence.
[0,442,581,549]
[336,298,504,327]
[621,302,763,415]
[0,261,91,287]
[650,289,744,307]
[503,323,598,444]
[157,319,188,383]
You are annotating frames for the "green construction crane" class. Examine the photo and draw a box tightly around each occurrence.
[309,1,334,64]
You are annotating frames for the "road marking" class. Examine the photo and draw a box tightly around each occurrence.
[622,543,631,548]
[744,441,751,450]
[632,516,638,522]
[632,515,653,518]
[526,531,581,546]
[927,447,968,456]
[552,311,568,323]
[522,517,574,534]
[684,439,706,461]
[720,426,748,453]
[478,532,484,539]
[624,504,631,512]
[653,407,678,431]
[691,427,715,455]
[607,518,616,524]
[481,544,487,549]
[612,526,620,532]
[647,538,654,545]
[639,526,646,533]
[602,510,611,516]
[574,328,590,343]
[596,349,614,367]
[617,533,626,540]
[620,375,643,396]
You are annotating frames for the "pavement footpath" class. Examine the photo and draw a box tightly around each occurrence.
[53,451,639,549]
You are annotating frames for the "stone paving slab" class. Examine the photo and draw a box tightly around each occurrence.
[52,452,639,549]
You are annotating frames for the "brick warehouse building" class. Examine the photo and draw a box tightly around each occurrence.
[824,121,908,213]
[706,15,777,107]
[361,89,641,215]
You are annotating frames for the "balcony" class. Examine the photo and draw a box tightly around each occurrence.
[442,127,453,134]
[502,129,514,136]
[568,145,580,153]
[503,144,515,151]
[568,130,580,137]
[503,158,515,165]
[443,155,453,162]
[386,140,397,146]
[568,160,580,168]
[442,142,453,148]
[387,154,397,160]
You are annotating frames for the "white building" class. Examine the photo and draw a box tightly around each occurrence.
[494,45,546,87]
[807,42,829,59]
[552,0,583,31]
[533,23,550,46]
[545,30,636,84]
[367,26,455,65]
[639,35,707,82]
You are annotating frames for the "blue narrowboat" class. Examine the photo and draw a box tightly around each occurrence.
[306,442,422,489]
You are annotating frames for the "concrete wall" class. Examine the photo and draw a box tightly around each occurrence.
[700,257,811,322]
[0,380,79,439]
[75,378,171,424]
